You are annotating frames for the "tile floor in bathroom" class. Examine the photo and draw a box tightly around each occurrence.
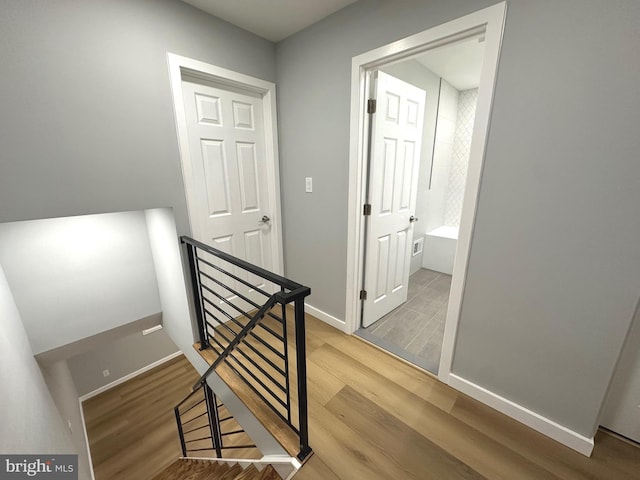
[355,268,451,375]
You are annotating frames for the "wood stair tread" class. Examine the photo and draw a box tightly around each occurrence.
[152,458,230,479]
[195,343,302,458]
[153,459,280,480]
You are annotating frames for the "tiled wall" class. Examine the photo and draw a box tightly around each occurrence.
[424,79,458,233]
[444,88,478,227]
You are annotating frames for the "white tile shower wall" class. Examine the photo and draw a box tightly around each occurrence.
[425,79,458,233]
[444,88,478,227]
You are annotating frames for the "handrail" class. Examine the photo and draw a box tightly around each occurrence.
[193,293,279,391]
[179,235,312,461]
[181,236,307,294]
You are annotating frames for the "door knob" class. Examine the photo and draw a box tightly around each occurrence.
[409,215,419,223]
[259,215,271,224]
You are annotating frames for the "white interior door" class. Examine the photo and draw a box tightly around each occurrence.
[181,76,275,306]
[362,71,426,328]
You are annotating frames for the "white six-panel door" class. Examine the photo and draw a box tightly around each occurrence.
[362,71,426,328]
[181,77,274,304]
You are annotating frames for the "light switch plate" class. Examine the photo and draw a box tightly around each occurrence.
[305,177,313,193]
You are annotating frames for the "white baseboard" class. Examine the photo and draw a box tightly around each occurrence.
[305,303,347,333]
[448,373,594,456]
[79,351,183,402]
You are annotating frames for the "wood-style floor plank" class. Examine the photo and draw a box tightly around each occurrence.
[83,356,197,480]
[325,385,483,480]
[308,343,559,480]
[83,313,640,480]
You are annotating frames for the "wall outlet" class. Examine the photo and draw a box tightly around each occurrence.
[102,369,110,378]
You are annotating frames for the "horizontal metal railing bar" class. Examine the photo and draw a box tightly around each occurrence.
[200,283,249,326]
[182,236,305,292]
[197,256,271,300]
[227,348,287,395]
[244,329,285,361]
[203,301,242,330]
[198,268,285,327]
[182,421,211,435]
[220,429,245,436]
[254,320,285,344]
[201,297,286,354]
[185,435,213,444]
[187,447,225,453]
[193,295,279,391]
[181,411,208,426]
[224,360,289,414]
[219,416,232,423]
[206,319,237,345]
[175,386,205,410]
[200,284,285,352]
[237,341,286,377]
[221,445,257,450]
[179,397,206,416]
[208,319,286,375]
[225,353,288,405]
[205,308,280,354]
[230,368,290,428]
[212,331,286,386]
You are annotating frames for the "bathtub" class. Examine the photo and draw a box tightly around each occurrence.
[422,226,458,275]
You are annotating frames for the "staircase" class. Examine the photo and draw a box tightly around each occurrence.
[152,459,280,480]
[166,237,312,479]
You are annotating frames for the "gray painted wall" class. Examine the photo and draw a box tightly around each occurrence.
[276,0,640,438]
[67,327,179,396]
[0,211,161,354]
[0,265,79,466]
[0,0,276,236]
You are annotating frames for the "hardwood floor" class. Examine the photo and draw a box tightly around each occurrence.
[297,314,640,480]
[82,356,198,480]
[83,314,640,480]
[83,355,261,480]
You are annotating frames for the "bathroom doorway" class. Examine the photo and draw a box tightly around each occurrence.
[355,38,485,375]
[345,3,506,381]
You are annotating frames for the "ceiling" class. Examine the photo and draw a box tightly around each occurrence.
[181,0,358,42]
[415,37,485,91]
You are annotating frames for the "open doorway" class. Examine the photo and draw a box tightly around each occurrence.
[355,38,485,375]
[345,3,506,383]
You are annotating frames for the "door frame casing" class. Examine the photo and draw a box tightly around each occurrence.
[167,53,285,276]
[345,3,507,383]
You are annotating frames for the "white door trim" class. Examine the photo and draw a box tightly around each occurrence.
[167,53,284,275]
[345,3,507,384]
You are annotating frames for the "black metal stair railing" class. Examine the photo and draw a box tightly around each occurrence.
[178,236,312,462]
[174,382,257,458]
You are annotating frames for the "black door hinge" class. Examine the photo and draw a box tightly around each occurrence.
[363,204,372,216]
[367,98,377,114]
[359,290,368,300]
